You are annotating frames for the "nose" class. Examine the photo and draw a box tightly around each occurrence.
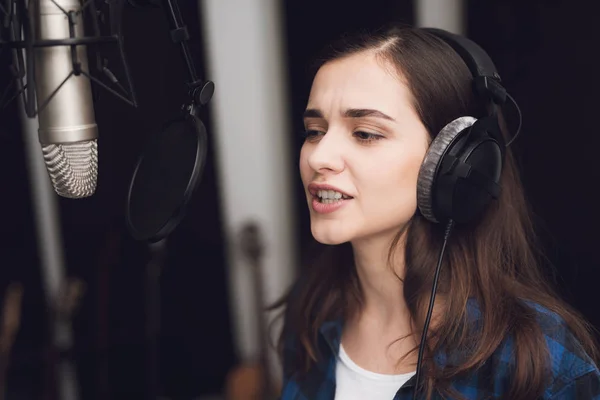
[306,129,345,174]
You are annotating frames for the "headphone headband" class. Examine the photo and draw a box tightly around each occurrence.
[423,28,508,106]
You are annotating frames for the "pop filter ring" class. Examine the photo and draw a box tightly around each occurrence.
[125,106,208,243]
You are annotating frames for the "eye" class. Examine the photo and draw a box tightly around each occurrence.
[353,131,384,143]
[302,129,324,142]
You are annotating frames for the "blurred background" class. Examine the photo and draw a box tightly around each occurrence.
[0,0,598,399]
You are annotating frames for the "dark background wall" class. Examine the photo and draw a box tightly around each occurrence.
[0,0,597,399]
[467,0,600,323]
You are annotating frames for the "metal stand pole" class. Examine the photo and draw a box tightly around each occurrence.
[415,0,466,34]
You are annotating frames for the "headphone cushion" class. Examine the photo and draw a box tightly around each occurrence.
[417,116,477,223]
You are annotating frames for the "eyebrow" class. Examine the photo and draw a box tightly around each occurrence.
[303,108,396,122]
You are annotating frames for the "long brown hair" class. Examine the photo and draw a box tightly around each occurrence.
[273,24,599,400]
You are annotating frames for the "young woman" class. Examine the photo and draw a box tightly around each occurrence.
[275,24,600,400]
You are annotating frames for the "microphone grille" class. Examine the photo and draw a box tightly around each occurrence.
[42,140,98,199]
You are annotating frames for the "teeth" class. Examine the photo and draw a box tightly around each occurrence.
[317,189,350,201]
[320,199,338,204]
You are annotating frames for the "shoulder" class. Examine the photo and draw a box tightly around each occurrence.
[492,301,600,399]
[531,302,600,399]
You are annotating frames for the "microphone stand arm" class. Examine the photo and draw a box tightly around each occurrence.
[160,0,214,113]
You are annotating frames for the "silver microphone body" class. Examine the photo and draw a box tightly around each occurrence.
[34,0,98,198]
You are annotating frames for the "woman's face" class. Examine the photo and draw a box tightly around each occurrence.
[299,52,430,245]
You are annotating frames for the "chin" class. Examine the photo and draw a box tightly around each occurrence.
[312,235,347,246]
[310,221,352,245]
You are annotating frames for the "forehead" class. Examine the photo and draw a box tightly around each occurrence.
[307,52,413,119]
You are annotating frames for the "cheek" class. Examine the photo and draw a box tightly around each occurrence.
[361,149,425,208]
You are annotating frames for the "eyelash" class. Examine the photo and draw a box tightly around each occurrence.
[302,130,384,143]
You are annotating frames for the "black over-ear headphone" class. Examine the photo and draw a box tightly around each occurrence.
[416,28,512,225]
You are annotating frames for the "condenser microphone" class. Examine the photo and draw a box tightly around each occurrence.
[33,0,98,198]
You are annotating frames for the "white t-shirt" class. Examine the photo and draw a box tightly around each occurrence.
[335,344,416,399]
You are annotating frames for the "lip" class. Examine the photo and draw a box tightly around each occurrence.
[307,183,353,198]
[311,197,351,214]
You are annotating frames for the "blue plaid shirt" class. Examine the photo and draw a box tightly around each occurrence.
[280,300,600,399]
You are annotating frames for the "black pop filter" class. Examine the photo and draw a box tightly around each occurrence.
[126,111,207,242]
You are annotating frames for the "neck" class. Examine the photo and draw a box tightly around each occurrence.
[350,229,410,328]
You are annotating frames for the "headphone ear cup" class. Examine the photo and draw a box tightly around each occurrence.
[417,116,477,223]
